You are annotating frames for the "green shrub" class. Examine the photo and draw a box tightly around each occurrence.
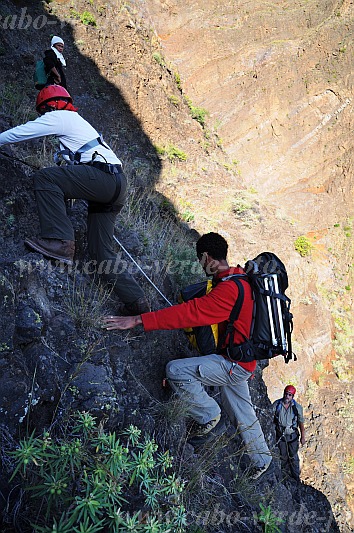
[152,52,165,66]
[256,503,284,533]
[81,10,96,25]
[314,362,324,373]
[181,209,194,223]
[185,97,209,126]
[343,456,354,474]
[294,236,313,257]
[174,71,182,90]
[333,316,353,357]
[155,144,187,162]
[189,106,208,126]
[70,9,97,26]
[168,95,180,106]
[232,195,252,216]
[9,414,187,532]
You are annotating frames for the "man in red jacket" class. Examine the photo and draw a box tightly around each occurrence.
[103,232,272,479]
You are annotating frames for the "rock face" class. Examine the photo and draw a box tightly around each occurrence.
[0,0,353,531]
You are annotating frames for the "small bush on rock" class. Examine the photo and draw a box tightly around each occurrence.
[294,235,313,257]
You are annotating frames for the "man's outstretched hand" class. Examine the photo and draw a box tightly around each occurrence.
[102,315,142,331]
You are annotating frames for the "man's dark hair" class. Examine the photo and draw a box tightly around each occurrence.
[196,232,228,261]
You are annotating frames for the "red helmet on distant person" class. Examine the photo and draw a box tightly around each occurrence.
[36,85,76,114]
[284,385,296,396]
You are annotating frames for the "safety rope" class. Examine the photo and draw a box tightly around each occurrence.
[0,149,40,170]
[83,199,173,307]
[112,235,173,307]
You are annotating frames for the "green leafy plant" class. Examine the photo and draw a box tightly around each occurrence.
[178,200,195,223]
[185,97,209,127]
[256,503,284,532]
[152,52,165,66]
[81,10,97,26]
[232,195,252,215]
[333,316,353,358]
[343,456,354,474]
[181,210,194,223]
[168,95,180,106]
[70,9,97,26]
[314,362,324,372]
[174,71,182,90]
[294,235,313,257]
[155,144,187,162]
[8,415,187,532]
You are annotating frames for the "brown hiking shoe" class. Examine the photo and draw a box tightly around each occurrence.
[187,415,227,449]
[249,459,274,480]
[25,237,75,265]
[189,413,221,437]
[122,297,151,316]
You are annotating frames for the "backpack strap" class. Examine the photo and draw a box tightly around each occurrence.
[217,276,247,355]
[291,400,300,429]
[284,303,295,362]
[274,399,282,429]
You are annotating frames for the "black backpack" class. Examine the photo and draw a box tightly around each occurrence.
[221,252,295,364]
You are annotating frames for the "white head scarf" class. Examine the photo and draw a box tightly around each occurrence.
[50,36,66,67]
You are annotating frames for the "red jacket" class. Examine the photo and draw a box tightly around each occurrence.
[142,267,256,372]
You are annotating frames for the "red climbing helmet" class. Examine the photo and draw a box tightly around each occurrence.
[36,85,76,114]
[284,385,296,396]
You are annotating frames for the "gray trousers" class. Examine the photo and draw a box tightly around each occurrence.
[166,353,271,468]
[33,165,145,304]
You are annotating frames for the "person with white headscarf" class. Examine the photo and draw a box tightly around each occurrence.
[43,36,67,89]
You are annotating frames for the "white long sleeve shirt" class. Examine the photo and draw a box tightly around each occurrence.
[0,110,121,165]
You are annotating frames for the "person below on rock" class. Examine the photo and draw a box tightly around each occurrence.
[103,232,273,479]
[0,85,149,315]
[273,385,305,481]
[43,36,68,89]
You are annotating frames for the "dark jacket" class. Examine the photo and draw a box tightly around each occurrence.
[43,49,67,89]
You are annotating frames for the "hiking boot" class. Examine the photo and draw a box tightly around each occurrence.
[121,297,150,316]
[249,459,274,480]
[187,415,227,449]
[25,237,75,265]
[189,413,221,437]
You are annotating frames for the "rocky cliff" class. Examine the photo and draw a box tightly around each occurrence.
[0,0,353,531]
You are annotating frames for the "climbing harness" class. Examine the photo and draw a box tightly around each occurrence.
[54,135,109,165]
